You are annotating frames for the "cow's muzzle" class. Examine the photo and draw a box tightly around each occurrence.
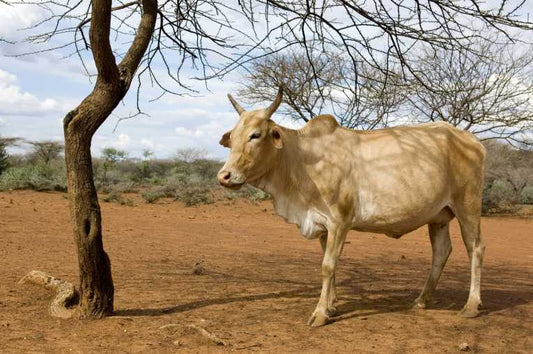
[217,170,245,189]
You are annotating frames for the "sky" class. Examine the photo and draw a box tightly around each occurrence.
[0,3,301,160]
[1,2,531,159]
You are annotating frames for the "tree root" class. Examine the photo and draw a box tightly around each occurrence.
[18,270,79,319]
[186,324,228,346]
[160,323,228,346]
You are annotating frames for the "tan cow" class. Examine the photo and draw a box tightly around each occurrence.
[217,87,486,327]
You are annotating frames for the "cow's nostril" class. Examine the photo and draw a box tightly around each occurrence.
[223,172,231,180]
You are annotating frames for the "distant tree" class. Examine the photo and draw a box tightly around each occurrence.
[100,147,128,185]
[0,137,22,175]
[0,141,9,175]
[404,34,533,147]
[484,141,533,200]
[142,149,153,160]
[29,141,64,164]
[238,51,404,129]
[175,148,206,163]
[137,149,154,181]
[101,147,128,165]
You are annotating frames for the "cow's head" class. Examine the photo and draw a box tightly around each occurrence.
[217,87,284,189]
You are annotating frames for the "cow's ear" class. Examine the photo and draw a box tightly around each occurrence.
[270,126,283,149]
[219,130,232,148]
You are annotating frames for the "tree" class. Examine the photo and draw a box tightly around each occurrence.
[175,147,206,163]
[0,137,22,175]
[0,140,10,175]
[238,51,404,129]
[101,147,128,165]
[484,141,533,202]
[404,34,533,146]
[29,141,64,164]
[8,0,532,319]
[100,147,128,185]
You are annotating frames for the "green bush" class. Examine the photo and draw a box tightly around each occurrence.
[102,190,134,206]
[519,185,533,204]
[176,186,213,206]
[141,188,167,203]
[482,179,517,213]
[0,162,66,191]
[0,142,9,175]
[224,185,270,202]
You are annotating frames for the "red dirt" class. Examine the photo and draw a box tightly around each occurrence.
[0,191,531,353]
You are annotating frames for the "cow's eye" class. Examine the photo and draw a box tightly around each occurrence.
[249,132,261,141]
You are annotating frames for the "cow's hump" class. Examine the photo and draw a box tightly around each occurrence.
[300,114,339,137]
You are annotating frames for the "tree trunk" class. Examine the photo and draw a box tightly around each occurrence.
[60,0,157,319]
[63,85,123,318]
[64,134,113,318]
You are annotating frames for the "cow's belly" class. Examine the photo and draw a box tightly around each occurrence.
[352,188,450,237]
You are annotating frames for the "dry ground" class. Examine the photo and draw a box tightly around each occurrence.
[0,191,531,353]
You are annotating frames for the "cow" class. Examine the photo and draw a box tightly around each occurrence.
[217,87,486,327]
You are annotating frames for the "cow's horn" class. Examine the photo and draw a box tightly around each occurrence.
[265,85,283,118]
[227,94,245,115]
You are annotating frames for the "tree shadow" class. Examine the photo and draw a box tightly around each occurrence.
[114,285,322,317]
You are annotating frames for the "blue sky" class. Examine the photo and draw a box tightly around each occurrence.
[0,3,301,160]
[2,2,531,158]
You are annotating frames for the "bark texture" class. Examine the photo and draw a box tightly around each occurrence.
[63,0,157,319]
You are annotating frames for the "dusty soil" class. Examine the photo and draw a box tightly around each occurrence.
[0,191,531,353]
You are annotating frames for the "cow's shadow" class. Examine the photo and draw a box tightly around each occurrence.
[114,263,532,322]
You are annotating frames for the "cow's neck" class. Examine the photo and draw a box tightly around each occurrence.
[252,133,306,200]
[250,133,323,233]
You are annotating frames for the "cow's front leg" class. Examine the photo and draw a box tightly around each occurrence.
[319,233,337,306]
[308,225,347,327]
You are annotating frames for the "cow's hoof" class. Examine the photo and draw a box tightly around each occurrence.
[458,305,479,318]
[411,299,427,310]
[326,306,337,317]
[307,311,330,327]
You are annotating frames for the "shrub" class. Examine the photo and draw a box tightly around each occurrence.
[102,190,134,206]
[141,188,166,203]
[0,163,66,191]
[482,179,517,213]
[0,142,9,175]
[112,181,137,193]
[176,186,213,206]
[224,185,270,202]
[102,190,123,203]
[519,185,533,204]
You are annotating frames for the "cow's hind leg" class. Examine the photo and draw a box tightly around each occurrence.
[413,221,452,309]
[456,212,485,318]
[308,226,347,327]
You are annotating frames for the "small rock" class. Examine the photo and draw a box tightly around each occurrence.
[192,261,206,275]
[459,342,470,351]
[173,339,182,346]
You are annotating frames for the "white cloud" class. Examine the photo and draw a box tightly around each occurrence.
[140,138,154,148]
[0,5,48,41]
[0,69,65,115]
[113,133,131,147]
